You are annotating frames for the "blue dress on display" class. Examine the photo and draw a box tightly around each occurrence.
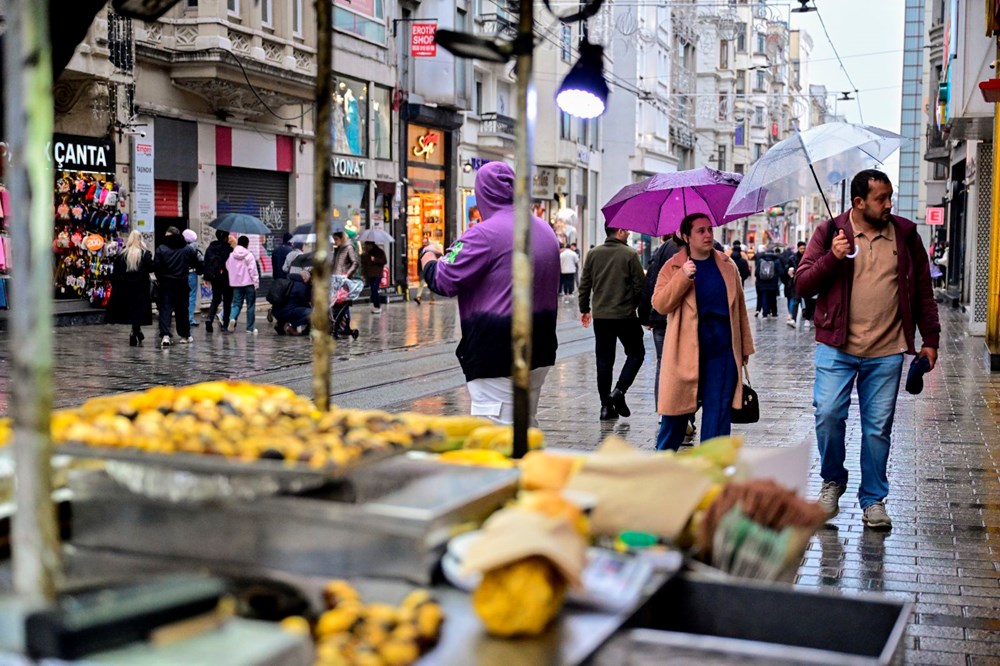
[345,95,361,155]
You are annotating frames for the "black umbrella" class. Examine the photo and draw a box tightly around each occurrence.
[210,213,271,235]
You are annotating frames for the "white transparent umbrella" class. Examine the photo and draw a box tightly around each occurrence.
[725,122,905,224]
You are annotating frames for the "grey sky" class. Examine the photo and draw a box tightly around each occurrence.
[790,1,907,183]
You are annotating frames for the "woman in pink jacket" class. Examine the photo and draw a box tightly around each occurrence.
[226,235,260,334]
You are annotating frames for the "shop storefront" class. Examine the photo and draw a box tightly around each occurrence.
[146,117,198,247]
[217,166,290,278]
[51,133,125,307]
[405,124,447,286]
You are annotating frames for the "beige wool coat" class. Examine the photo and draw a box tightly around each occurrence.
[652,249,755,416]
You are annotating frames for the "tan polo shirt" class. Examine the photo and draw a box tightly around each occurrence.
[843,213,907,358]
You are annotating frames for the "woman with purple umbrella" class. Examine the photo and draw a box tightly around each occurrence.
[651,213,755,451]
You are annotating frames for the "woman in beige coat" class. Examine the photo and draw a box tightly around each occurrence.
[652,213,754,450]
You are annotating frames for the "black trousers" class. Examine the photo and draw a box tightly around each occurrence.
[760,287,778,317]
[593,318,646,404]
[207,277,234,327]
[560,274,575,295]
[158,279,191,338]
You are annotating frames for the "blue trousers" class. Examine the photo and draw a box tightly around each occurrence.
[656,352,737,451]
[814,344,903,509]
[230,285,257,331]
[188,272,199,325]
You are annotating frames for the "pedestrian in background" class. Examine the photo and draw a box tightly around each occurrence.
[272,232,294,281]
[784,241,806,327]
[226,235,260,334]
[415,238,442,305]
[730,240,751,285]
[273,268,313,336]
[639,234,679,406]
[796,169,940,530]
[105,230,153,347]
[652,213,754,451]
[361,240,388,315]
[203,230,234,333]
[754,244,781,318]
[559,243,579,297]
[182,229,203,330]
[153,226,203,347]
[578,224,646,421]
[421,161,560,425]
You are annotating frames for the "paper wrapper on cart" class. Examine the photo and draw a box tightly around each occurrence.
[462,508,586,587]
[565,437,714,541]
[733,443,810,495]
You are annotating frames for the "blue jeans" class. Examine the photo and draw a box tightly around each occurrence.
[656,353,737,451]
[368,277,382,308]
[188,272,198,325]
[813,344,903,509]
[787,295,800,319]
[230,285,257,331]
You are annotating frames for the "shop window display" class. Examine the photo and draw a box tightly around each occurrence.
[52,171,129,306]
[372,86,392,160]
[332,77,368,157]
[333,180,368,239]
[406,191,444,284]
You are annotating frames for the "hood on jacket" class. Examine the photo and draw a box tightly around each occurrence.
[474,161,515,220]
[231,245,253,263]
[161,234,187,250]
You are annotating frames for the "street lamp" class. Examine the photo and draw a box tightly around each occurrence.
[556,40,609,119]
[790,0,818,13]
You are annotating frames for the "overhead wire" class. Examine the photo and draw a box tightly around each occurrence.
[813,5,863,123]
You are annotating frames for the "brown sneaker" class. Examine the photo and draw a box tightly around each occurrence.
[862,501,892,530]
[817,481,847,519]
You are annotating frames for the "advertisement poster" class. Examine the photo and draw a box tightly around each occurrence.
[463,192,481,234]
[132,128,154,233]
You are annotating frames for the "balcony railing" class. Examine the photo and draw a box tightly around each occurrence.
[480,112,515,139]
[478,13,517,39]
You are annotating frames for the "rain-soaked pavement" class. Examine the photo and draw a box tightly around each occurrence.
[2,288,999,664]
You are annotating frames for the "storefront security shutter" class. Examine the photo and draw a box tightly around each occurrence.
[217,167,289,284]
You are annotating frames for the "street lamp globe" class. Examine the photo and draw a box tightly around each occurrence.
[556,41,610,119]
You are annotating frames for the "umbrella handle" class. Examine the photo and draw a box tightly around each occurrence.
[846,247,859,259]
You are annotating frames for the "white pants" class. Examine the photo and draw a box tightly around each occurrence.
[466,367,550,427]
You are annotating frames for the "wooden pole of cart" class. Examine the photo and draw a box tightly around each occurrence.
[3,0,61,602]
[310,0,335,410]
[510,0,535,460]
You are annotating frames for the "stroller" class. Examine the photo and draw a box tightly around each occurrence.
[330,275,364,339]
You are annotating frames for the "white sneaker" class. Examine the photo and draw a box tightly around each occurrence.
[227,320,236,332]
[373,308,382,316]
[803,320,811,330]
[178,337,194,344]
[786,317,796,328]
[249,328,258,335]
[160,336,172,348]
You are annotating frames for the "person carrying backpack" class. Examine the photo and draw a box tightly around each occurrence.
[202,229,234,333]
[754,245,781,318]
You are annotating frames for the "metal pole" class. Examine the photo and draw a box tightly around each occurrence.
[986,40,1000,352]
[310,0,334,410]
[4,0,60,603]
[510,0,535,459]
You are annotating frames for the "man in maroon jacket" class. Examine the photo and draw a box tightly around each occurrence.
[795,169,940,530]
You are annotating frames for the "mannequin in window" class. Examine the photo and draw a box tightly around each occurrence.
[344,88,361,155]
[373,100,390,157]
[332,92,350,154]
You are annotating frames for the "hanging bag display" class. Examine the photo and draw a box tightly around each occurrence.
[731,365,760,424]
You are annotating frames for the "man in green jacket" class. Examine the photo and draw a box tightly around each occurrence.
[579,225,647,420]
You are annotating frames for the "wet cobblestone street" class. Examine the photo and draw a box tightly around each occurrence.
[1,293,998,663]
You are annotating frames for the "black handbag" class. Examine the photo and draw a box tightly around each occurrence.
[731,366,759,424]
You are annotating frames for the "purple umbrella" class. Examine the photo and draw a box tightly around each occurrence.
[602,167,745,236]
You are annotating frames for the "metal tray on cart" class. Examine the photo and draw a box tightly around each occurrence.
[57,442,406,502]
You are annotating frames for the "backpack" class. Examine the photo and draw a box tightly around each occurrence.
[758,257,776,281]
[266,277,294,306]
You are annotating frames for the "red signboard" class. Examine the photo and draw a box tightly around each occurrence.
[926,207,945,225]
[411,23,437,57]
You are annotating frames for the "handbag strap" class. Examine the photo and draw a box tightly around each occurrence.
[743,365,752,388]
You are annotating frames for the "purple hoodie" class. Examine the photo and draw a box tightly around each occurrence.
[424,161,560,381]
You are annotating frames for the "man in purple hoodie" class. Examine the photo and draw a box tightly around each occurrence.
[421,162,560,425]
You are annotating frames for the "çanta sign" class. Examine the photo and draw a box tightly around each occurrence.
[926,207,945,225]
[51,133,115,172]
[411,23,437,57]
